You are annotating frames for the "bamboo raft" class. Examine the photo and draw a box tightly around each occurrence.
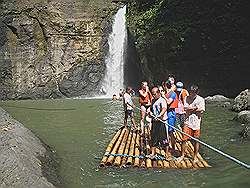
[100,126,211,169]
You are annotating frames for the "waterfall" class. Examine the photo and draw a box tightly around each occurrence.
[101,5,127,98]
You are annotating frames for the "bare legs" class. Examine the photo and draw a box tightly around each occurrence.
[194,141,199,162]
[140,106,146,134]
[178,139,199,163]
[169,132,176,150]
[124,111,137,130]
[131,113,137,129]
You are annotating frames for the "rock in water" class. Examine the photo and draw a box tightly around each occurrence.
[234,110,250,125]
[0,107,60,187]
[205,95,230,103]
[232,89,250,112]
[239,125,249,139]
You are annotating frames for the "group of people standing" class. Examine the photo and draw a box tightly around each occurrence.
[122,75,205,163]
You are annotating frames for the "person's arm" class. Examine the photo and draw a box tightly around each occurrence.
[166,98,173,105]
[139,86,149,98]
[184,96,197,114]
[193,98,205,118]
[132,96,136,109]
[157,107,167,120]
[166,92,176,105]
[157,99,167,120]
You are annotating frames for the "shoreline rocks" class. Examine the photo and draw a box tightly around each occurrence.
[0,107,61,187]
[205,95,230,103]
[232,89,250,138]
[232,89,250,112]
[234,110,250,125]
[205,94,231,108]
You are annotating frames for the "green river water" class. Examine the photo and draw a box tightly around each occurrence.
[0,99,249,188]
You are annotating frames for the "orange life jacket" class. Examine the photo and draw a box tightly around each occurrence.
[175,89,189,114]
[139,89,152,106]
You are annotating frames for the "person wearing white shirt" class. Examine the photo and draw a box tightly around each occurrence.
[123,87,137,130]
[177,85,205,163]
[147,87,169,159]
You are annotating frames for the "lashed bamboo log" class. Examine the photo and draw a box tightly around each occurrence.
[100,125,210,169]
[113,129,129,166]
[100,129,122,167]
[121,130,132,166]
[134,132,141,167]
[160,149,170,168]
[105,128,126,166]
[145,127,152,168]
[139,130,146,168]
[126,131,137,165]
[155,148,164,168]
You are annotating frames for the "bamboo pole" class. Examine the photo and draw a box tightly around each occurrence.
[100,129,122,167]
[145,127,152,168]
[121,130,132,166]
[140,130,146,168]
[134,132,141,167]
[105,128,126,166]
[155,148,164,168]
[113,128,129,166]
[160,149,170,168]
[126,130,137,165]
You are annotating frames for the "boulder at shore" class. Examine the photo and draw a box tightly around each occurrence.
[232,89,250,112]
[234,110,250,125]
[205,95,230,103]
[0,107,60,188]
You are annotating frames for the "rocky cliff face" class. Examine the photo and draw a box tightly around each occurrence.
[126,0,250,97]
[0,0,121,100]
[0,107,61,187]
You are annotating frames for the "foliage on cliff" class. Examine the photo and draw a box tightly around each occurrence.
[126,0,250,97]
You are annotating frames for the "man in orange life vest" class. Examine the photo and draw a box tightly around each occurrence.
[139,81,153,135]
[163,79,178,150]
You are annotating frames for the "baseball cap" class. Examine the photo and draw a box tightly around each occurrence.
[176,81,183,92]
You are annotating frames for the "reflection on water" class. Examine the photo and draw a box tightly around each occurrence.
[0,99,249,188]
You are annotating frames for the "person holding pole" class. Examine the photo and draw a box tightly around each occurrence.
[147,87,169,159]
[177,84,205,163]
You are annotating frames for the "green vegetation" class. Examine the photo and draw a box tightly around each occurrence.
[126,0,185,53]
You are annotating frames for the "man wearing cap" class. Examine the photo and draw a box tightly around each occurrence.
[175,81,189,128]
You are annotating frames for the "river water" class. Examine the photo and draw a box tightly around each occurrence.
[0,99,249,188]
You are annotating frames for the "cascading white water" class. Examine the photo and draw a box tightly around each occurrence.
[101,5,127,98]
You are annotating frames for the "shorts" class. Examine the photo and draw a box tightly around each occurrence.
[182,126,200,141]
[125,109,134,117]
[150,120,168,147]
[141,105,151,113]
[167,110,176,133]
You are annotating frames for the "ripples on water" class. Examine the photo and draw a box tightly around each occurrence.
[1,99,249,188]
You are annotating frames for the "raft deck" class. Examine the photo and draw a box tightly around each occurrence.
[100,126,211,168]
